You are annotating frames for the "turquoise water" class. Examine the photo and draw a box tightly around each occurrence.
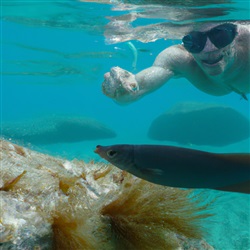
[1,0,250,249]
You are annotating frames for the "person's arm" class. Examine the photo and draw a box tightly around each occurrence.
[102,45,191,104]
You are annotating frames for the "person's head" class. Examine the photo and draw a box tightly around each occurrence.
[182,22,237,76]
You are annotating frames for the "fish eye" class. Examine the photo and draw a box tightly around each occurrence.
[107,149,117,158]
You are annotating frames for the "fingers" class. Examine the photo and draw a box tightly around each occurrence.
[104,72,110,80]
[102,77,114,97]
[102,67,139,102]
[128,82,139,92]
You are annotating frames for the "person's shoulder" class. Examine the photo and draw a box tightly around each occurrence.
[154,44,195,75]
[156,45,194,65]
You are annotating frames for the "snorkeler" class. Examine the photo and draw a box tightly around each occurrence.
[102,22,250,103]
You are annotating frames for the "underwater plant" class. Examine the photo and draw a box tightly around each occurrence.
[101,178,212,250]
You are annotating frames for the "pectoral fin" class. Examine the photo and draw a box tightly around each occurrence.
[141,168,164,176]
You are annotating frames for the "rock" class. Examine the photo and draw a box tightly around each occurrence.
[1,115,116,145]
[148,102,250,146]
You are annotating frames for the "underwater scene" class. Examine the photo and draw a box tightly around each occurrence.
[1,0,250,249]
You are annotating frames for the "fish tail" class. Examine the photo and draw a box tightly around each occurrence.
[217,153,250,166]
[215,180,250,194]
[215,153,250,194]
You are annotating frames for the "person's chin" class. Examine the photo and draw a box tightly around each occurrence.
[203,66,224,76]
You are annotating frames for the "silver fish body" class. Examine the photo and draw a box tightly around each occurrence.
[94,144,250,194]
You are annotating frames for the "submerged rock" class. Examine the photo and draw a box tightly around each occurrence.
[148,102,250,146]
[0,139,214,250]
[1,115,116,145]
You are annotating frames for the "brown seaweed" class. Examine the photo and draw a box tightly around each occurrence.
[0,171,27,191]
[101,179,212,250]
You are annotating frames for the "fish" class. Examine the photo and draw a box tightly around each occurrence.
[94,144,250,194]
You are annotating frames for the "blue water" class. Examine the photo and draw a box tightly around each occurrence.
[1,1,250,249]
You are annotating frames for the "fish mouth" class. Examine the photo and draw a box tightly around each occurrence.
[94,145,101,154]
[202,55,223,65]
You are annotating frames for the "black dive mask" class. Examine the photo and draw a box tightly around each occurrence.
[182,23,237,53]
